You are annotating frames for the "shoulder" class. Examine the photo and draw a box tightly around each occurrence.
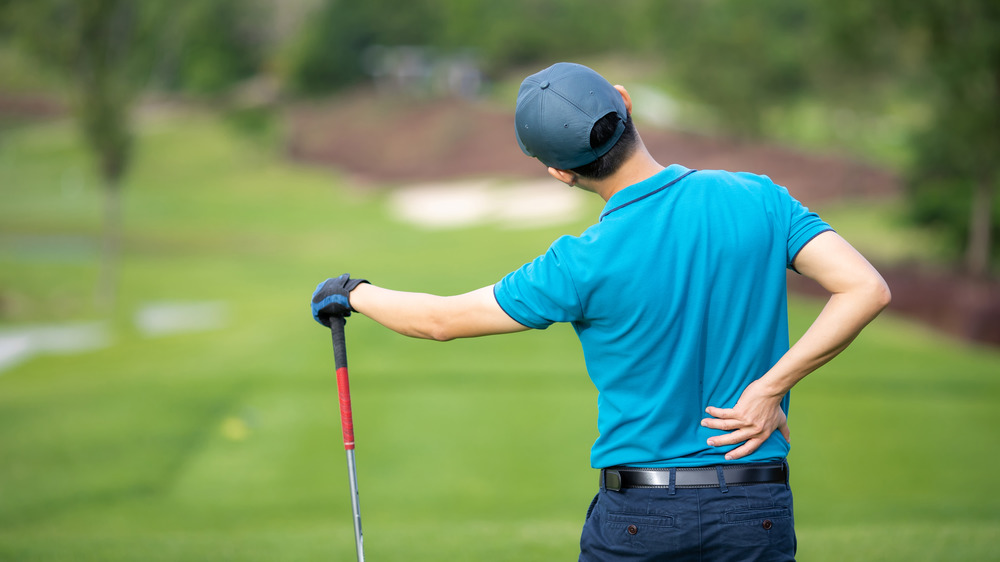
[698,169,787,193]
[693,170,803,209]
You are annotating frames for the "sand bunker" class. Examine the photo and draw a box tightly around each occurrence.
[389,178,589,229]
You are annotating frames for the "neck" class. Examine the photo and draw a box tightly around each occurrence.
[586,144,665,202]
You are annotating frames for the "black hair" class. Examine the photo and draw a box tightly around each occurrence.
[570,112,637,180]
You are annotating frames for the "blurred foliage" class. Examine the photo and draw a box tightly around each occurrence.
[0,0,270,96]
[905,1,1000,276]
[1,0,159,181]
[1,0,997,274]
[1,0,169,308]
[279,0,660,94]
[156,0,269,95]
[0,0,274,307]
[819,0,1000,275]
[275,0,999,273]
[280,0,435,93]
[657,0,826,138]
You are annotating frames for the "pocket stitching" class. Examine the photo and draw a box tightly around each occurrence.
[723,507,791,525]
[606,512,676,528]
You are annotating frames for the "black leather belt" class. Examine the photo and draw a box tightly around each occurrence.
[601,463,787,491]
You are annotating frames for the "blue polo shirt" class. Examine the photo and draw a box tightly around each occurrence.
[494,165,832,468]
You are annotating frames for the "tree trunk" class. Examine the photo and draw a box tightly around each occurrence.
[96,179,122,312]
[965,176,993,279]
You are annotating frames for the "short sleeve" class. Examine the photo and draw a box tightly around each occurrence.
[785,194,833,268]
[493,238,584,329]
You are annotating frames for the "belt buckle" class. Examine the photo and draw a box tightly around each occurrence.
[603,469,622,491]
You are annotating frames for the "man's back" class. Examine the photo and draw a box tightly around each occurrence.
[495,165,832,467]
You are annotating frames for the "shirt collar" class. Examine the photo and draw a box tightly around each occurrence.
[600,164,695,221]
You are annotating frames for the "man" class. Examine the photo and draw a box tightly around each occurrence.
[312,62,891,561]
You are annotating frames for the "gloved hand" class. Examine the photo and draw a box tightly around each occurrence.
[311,274,369,326]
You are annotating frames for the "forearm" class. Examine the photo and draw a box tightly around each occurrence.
[347,283,443,339]
[757,284,889,398]
[349,283,528,341]
[702,231,890,459]
[758,232,890,397]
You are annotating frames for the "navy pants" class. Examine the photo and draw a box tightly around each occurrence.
[579,469,795,561]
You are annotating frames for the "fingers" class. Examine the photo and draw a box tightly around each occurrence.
[701,407,738,428]
[704,425,765,459]
[702,404,788,457]
[701,407,744,447]
[700,415,741,432]
[703,406,731,418]
[705,427,767,459]
[722,439,763,461]
[705,429,751,448]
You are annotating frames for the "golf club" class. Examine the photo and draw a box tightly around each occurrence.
[328,316,364,562]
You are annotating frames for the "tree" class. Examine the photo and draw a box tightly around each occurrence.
[3,0,165,309]
[819,0,1000,276]
[902,0,1000,278]
[279,0,652,94]
[656,0,999,275]
[282,0,440,94]
[2,0,269,309]
[158,0,269,95]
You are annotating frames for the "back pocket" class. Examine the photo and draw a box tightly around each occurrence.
[724,507,791,526]
[606,512,676,529]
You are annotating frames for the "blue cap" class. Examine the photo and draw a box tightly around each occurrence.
[514,63,628,170]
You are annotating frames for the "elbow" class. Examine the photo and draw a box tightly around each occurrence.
[877,282,892,311]
[869,275,892,315]
[427,328,457,342]
[405,295,463,341]
[423,316,458,342]
[838,271,891,321]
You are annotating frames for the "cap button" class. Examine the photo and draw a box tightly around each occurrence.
[540,81,550,89]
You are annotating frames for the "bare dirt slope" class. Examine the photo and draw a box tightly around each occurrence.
[285,92,899,206]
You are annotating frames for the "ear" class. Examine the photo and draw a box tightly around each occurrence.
[547,167,578,187]
[614,85,633,115]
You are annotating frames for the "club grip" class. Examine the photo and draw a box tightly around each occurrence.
[329,318,355,450]
[329,316,348,370]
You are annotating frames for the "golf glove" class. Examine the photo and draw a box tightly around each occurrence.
[312,273,369,326]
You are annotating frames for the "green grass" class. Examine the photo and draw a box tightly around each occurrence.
[812,198,955,268]
[1,111,998,561]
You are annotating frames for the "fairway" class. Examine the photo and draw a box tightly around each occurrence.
[1,113,999,561]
